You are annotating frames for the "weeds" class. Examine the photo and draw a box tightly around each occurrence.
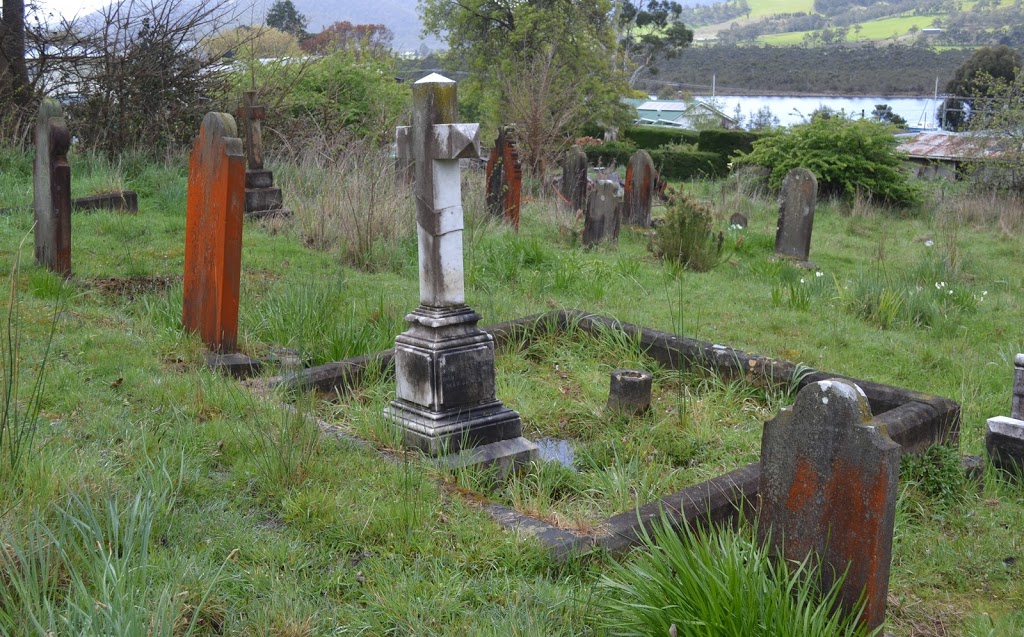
[651,190,724,272]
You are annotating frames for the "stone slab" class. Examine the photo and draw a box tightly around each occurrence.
[622,150,656,227]
[72,191,138,213]
[583,180,621,247]
[775,166,817,261]
[246,169,274,189]
[986,416,1024,475]
[436,436,539,481]
[206,352,262,379]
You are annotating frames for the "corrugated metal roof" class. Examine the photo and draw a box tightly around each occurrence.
[897,131,1002,161]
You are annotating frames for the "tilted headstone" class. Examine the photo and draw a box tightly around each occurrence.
[33,98,72,277]
[622,150,656,227]
[774,167,817,262]
[561,145,588,215]
[583,180,621,247]
[182,112,246,353]
[386,74,538,472]
[759,379,900,632]
[485,126,522,229]
[236,91,287,219]
[985,354,1024,475]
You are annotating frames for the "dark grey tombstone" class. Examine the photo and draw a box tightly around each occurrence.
[561,145,588,215]
[759,379,900,632]
[623,150,656,227]
[774,167,817,261]
[583,180,621,247]
[729,212,748,228]
[33,98,72,277]
[386,74,537,476]
[396,125,414,184]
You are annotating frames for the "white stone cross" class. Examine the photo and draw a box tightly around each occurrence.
[397,73,480,308]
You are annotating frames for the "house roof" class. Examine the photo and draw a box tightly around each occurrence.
[635,100,738,125]
[897,131,1003,161]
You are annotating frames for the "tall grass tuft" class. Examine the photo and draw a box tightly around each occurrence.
[279,138,416,272]
[600,516,870,636]
[651,190,724,272]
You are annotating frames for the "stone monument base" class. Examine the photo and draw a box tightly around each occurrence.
[245,169,290,219]
[435,437,539,481]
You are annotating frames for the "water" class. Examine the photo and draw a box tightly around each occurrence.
[536,437,575,470]
[702,94,940,129]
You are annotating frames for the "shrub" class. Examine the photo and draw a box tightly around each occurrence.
[901,443,968,507]
[697,128,759,157]
[651,190,723,272]
[599,516,868,636]
[623,125,700,149]
[583,140,636,167]
[734,114,921,207]
[649,148,727,180]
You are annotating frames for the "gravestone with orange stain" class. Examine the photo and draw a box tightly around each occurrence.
[759,379,901,633]
[622,150,656,227]
[182,112,246,353]
[485,126,522,229]
[33,98,72,277]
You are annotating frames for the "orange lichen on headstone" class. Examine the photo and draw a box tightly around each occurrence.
[182,112,246,353]
[485,126,522,229]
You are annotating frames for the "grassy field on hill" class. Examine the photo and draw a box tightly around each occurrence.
[0,146,1023,635]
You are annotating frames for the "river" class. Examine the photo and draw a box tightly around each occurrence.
[698,95,941,128]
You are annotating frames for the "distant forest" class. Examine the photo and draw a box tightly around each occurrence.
[646,45,974,96]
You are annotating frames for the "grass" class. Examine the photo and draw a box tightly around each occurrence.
[1,145,1024,634]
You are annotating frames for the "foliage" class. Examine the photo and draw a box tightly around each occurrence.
[651,189,724,271]
[650,148,726,180]
[941,45,1022,130]
[265,0,307,37]
[599,517,868,636]
[901,444,969,507]
[747,106,780,131]
[871,104,907,127]
[961,71,1024,191]
[617,0,694,87]
[301,21,393,56]
[697,129,759,158]
[623,125,700,149]
[734,114,921,207]
[202,25,302,60]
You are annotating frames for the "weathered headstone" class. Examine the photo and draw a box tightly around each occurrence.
[583,180,621,247]
[485,126,522,229]
[236,91,287,219]
[386,74,538,474]
[729,212,748,228]
[561,145,588,215]
[33,98,72,277]
[774,167,817,262]
[985,354,1024,475]
[759,379,900,632]
[396,126,414,184]
[182,112,246,354]
[622,150,656,227]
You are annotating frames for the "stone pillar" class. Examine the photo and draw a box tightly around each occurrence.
[386,74,537,472]
[759,379,900,632]
[583,180,621,247]
[623,150,656,227]
[774,167,817,262]
[182,112,246,353]
[485,125,522,229]
[33,98,72,277]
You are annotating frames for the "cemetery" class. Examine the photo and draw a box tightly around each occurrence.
[2,55,1024,637]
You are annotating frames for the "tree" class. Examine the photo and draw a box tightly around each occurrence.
[301,22,393,57]
[940,45,1021,129]
[960,71,1024,190]
[204,25,302,60]
[871,103,907,127]
[420,0,628,177]
[265,0,306,38]
[617,1,693,87]
[0,0,29,111]
[747,106,779,131]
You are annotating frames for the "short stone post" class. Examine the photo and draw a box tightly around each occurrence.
[33,98,72,277]
[607,369,653,416]
[774,167,817,263]
[485,125,522,229]
[623,150,656,227]
[182,112,246,354]
[583,180,621,247]
[985,354,1024,475]
[561,145,588,215]
[396,126,414,184]
[236,91,286,219]
[386,74,537,473]
[759,379,900,632]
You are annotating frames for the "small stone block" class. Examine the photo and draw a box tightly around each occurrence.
[435,436,539,481]
[986,416,1024,475]
[206,352,262,379]
[607,369,653,416]
[245,187,283,212]
[961,454,984,481]
[246,170,274,189]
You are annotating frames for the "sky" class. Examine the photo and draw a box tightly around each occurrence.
[33,0,111,21]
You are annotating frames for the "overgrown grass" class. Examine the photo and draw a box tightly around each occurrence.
[1,148,1023,634]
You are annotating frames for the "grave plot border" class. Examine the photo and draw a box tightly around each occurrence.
[269,308,960,560]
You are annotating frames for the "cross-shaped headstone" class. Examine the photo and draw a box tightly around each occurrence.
[236,90,267,170]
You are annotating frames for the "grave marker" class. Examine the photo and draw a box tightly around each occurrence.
[386,74,538,473]
[561,145,588,215]
[396,126,414,184]
[33,98,72,277]
[759,379,900,632]
[583,180,621,247]
[182,112,246,353]
[774,167,817,262]
[236,91,287,218]
[485,126,522,229]
[985,353,1024,475]
[622,150,656,227]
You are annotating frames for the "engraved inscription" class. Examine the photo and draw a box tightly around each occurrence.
[438,345,495,408]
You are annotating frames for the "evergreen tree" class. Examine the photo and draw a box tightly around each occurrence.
[266,0,307,38]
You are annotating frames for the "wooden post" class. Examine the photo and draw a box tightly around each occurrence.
[33,98,72,277]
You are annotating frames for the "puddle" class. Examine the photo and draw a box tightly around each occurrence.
[536,437,575,470]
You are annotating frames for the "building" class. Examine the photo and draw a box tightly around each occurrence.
[634,99,740,129]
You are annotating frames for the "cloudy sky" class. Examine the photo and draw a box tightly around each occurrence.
[33,0,110,21]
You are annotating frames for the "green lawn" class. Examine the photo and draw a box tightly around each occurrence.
[1,146,1023,635]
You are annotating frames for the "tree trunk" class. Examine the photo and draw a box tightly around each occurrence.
[1,0,30,107]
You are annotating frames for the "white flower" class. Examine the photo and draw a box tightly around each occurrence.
[800,278,805,284]
[815,271,824,277]
[924,240,935,247]
[935,281,946,289]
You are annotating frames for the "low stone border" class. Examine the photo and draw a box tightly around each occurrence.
[268,309,961,559]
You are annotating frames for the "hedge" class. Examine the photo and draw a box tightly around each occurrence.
[624,126,700,149]
[583,142,727,180]
[697,129,760,158]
